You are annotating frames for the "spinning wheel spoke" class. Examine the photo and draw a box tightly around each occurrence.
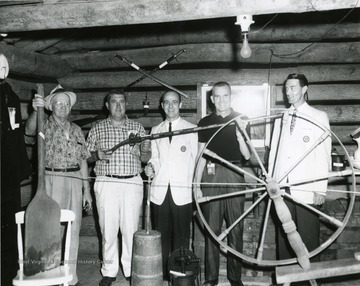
[217,192,268,241]
[282,192,343,228]
[281,169,353,189]
[197,185,267,203]
[203,148,266,185]
[256,198,272,261]
[269,111,289,179]
[235,117,269,177]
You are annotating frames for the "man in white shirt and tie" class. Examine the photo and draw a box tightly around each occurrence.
[145,90,198,280]
[268,73,332,261]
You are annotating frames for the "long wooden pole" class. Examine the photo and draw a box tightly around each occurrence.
[114,55,189,98]
[145,178,151,234]
[123,49,186,90]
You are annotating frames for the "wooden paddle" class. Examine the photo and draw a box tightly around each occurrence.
[24,84,61,276]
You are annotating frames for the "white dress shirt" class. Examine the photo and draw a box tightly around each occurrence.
[149,117,198,206]
[268,102,332,204]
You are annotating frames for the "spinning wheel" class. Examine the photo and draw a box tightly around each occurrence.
[193,109,358,268]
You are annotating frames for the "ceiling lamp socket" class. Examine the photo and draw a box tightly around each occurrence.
[235,15,254,33]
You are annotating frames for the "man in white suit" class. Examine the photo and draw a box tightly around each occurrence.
[145,90,198,279]
[268,73,331,261]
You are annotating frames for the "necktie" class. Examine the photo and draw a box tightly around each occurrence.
[169,122,172,143]
[290,109,297,135]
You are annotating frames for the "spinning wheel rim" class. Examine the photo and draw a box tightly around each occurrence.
[193,110,357,267]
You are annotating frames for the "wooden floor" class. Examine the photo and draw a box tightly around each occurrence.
[76,214,360,286]
[77,253,131,286]
[77,252,360,286]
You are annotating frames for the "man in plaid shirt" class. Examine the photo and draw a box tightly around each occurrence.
[86,89,150,286]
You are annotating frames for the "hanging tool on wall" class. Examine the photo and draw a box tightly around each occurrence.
[123,49,186,90]
[114,54,189,98]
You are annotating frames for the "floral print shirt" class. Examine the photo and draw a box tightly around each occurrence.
[44,116,90,168]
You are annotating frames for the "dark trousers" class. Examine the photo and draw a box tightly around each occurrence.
[276,195,320,262]
[151,184,193,278]
[1,177,22,286]
[202,163,245,282]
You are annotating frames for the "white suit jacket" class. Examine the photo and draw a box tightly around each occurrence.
[149,117,198,206]
[268,102,331,204]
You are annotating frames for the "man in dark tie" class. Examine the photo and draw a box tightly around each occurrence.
[144,90,198,280]
[268,73,332,261]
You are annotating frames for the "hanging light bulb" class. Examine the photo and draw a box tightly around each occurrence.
[235,15,255,59]
[240,33,252,58]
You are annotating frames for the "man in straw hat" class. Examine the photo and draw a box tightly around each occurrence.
[25,84,92,286]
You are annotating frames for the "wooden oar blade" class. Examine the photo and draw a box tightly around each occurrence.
[23,83,62,276]
[24,194,61,276]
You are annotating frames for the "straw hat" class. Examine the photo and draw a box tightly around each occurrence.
[44,84,77,111]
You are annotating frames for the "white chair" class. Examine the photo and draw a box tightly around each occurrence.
[12,209,75,286]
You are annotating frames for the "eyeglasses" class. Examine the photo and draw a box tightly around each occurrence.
[54,101,70,108]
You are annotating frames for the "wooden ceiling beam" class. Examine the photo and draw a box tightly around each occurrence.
[0,0,359,32]
[14,38,64,52]
[61,42,360,71]
[0,43,72,78]
[41,23,360,54]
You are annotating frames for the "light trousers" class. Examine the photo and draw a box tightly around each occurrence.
[45,170,83,285]
[94,175,143,278]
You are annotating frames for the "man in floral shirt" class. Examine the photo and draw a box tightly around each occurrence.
[25,85,92,286]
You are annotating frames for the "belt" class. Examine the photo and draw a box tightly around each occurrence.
[105,174,138,179]
[45,166,80,172]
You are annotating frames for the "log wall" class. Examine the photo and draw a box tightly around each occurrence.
[12,65,360,154]
[4,21,360,285]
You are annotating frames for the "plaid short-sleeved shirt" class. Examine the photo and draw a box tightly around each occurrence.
[86,117,145,176]
[45,116,90,168]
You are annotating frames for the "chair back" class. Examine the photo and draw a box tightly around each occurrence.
[13,209,75,285]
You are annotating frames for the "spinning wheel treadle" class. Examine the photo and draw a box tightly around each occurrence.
[193,110,357,267]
